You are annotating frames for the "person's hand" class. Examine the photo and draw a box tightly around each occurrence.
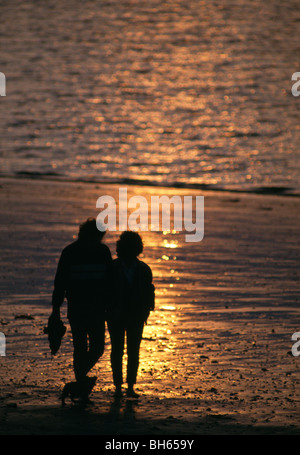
[49,308,61,323]
[144,310,150,325]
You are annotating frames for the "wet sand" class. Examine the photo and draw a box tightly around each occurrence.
[0,176,299,435]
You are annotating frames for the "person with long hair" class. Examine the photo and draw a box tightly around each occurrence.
[107,231,155,398]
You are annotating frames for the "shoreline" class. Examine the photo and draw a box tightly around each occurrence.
[1,173,299,198]
[0,177,299,435]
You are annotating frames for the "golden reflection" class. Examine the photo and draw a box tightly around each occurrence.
[139,294,179,390]
[87,98,103,104]
[163,239,178,249]
[161,306,176,311]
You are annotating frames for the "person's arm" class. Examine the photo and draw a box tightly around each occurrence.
[51,249,68,318]
[146,266,155,312]
[102,246,114,313]
[142,264,155,323]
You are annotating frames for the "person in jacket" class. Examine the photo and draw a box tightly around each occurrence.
[49,218,112,391]
[107,231,155,398]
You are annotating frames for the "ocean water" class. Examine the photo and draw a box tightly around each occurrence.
[0,0,299,194]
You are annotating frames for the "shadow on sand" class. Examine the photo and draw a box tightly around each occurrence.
[1,391,299,435]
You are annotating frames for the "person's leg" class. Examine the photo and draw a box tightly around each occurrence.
[126,320,144,396]
[85,317,105,374]
[107,320,125,395]
[69,317,88,382]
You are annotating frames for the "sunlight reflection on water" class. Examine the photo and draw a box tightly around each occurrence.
[0,0,299,194]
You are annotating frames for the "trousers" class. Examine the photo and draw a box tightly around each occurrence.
[69,314,105,382]
[108,318,144,386]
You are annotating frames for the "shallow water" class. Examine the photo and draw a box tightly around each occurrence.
[0,0,299,194]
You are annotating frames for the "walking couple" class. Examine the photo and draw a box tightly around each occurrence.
[48,218,155,401]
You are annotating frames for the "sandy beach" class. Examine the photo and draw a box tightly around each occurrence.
[0,176,299,435]
[1,0,299,441]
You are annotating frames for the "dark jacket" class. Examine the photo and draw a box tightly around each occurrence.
[52,239,112,318]
[108,258,155,322]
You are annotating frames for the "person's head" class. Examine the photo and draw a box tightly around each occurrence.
[116,231,143,262]
[78,217,105,242]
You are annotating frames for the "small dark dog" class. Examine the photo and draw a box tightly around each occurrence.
[61,376,97,406]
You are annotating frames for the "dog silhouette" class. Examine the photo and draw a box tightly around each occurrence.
[61,376,97,406]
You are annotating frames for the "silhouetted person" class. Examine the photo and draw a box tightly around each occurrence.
[49,218,112,393]
[107,231,155,398]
